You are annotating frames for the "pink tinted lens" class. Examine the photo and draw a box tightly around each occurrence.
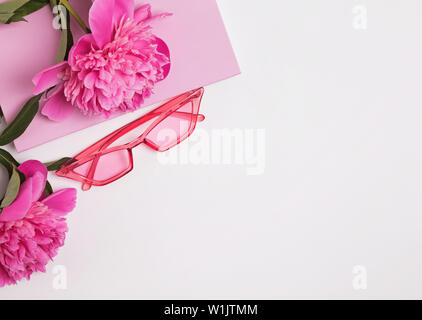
[146,102,194,150]
[73,149,131,183]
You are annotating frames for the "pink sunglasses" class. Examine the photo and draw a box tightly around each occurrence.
[56,88,205,190]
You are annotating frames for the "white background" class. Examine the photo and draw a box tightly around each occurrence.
[1,0,422,299]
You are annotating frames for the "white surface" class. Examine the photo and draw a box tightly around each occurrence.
[2,0,422,299]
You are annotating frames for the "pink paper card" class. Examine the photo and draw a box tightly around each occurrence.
[0,0,240,152]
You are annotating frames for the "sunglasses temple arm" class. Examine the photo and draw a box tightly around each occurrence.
[74,90,205,160]
[80,111,204,158]
[146,110,205,122]
[170,112,205,122]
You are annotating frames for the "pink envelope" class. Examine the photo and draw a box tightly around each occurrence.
[0,0,240,152]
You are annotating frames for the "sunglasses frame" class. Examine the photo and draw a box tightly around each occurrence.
[56,88,205,190]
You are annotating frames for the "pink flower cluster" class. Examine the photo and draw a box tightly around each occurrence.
[0,160,76,287]
[33,0,171,120]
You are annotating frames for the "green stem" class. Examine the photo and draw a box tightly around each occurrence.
[59,0,90,34]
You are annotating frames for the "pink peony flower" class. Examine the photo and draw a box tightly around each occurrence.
[33,0,171,120]
[0,160,76,287]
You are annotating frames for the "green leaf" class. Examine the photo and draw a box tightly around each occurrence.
[56,6,73,62]
[0,154,13,175]
[0,148,19,175]
[0,148,20,166]
[44,180,53,197]
[10,0,48,21]
[0,93,42,146]
[49,0,74,62]
[0,0,48,23]
[0,12,14,23]
[44,157,71,171]
[0,0,48,24]
[0,167,21,208]
[0,148,24,208]
[6,14,27,23]
[0,148,26,184]
[0,0,29,12]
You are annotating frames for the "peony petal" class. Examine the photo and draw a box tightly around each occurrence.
[41,189,77,216]
[18,160,48,202]
[0,178,33,222]
[84,72,98,89]
[90,0,135,48]
[68,34,96,66]
[154,37,171,79]
[32,62,68,95]
[89,0,115,48]
[134,4,151,21]
[41,87,74,121]
[114,0,134,20]
[0,265,13,287]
